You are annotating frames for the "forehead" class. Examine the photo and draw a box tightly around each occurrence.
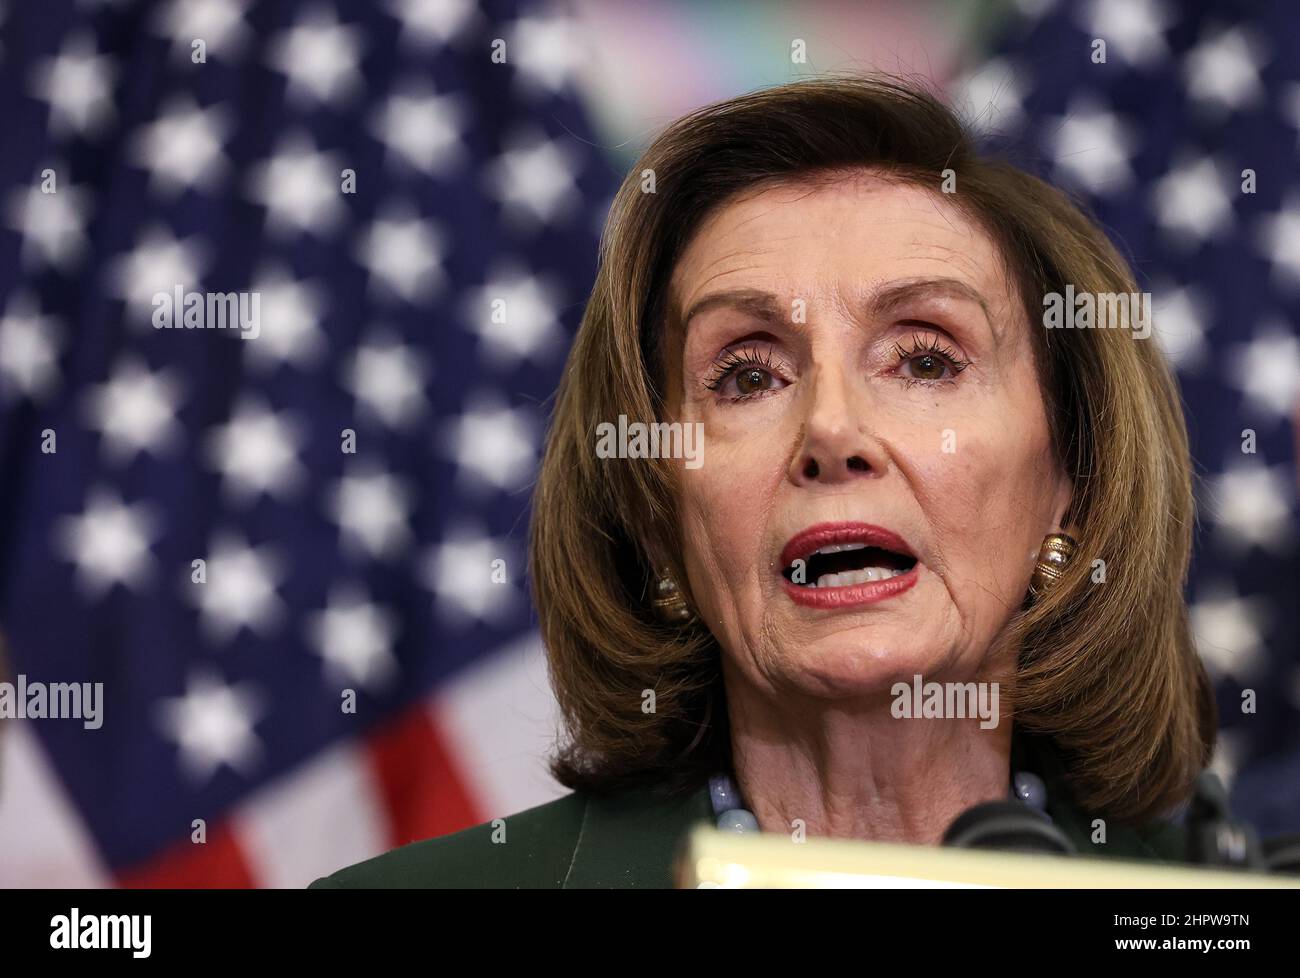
[669,171,1014,312]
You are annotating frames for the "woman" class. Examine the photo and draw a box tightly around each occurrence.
[312,76,1214,888]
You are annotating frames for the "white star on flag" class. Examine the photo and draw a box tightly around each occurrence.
[952,58,1025,135]
[106,224,210,321]
[1046,100,1137,195]
[1203,459,1296,555]
[326,467,415,560]
[5,170,93,271]
[505,13,586,95]
[151,0,253,61]
[484,131,580,228]
[243,266,327,371]
[342,332,430,428]
[128,96,232,197]
[369,86,465,176]
[81,357,185,463]
[28,31,117,138]
[1079,0,1173,67]
[246,132,346,238]
[1150,282,1211,374]
[439,391,538,494]
[384,0,476,47]
[355,207,446,303]
[156,669,264,783]
[186,533,286,643]
[305,587,400,690]
[1183,25,1267,113]
[1256,196,1300,290]
[1151,157,1234,245]
[1225,321,1300,421]
[462,266,564,366]
[1191,581,1272,681]
[0,293,64,402]
[55,488,160,598]
[205,397,308,504]
[266,5,364,106]
[421,523,520,627]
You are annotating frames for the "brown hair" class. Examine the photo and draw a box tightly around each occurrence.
[529,75,1215,822]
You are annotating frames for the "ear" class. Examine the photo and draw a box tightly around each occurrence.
[641,535,671,578]
[1049,466,1075,535]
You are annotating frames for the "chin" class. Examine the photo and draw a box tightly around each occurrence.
[776,633,945,700]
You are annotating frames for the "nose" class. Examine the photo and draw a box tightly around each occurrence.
[787,363,888,486]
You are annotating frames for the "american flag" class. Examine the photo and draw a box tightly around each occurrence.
[954,0,1300,836]
[2,0,1298,891]
[0,0,613,886]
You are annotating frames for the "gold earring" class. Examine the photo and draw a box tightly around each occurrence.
[1029,532,1078,599]
[651,575,693,623]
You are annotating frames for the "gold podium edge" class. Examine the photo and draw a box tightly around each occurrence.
[677,826,1300,888]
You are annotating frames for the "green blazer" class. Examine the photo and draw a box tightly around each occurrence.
[308,732,1187,889]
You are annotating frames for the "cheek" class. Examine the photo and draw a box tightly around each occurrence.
[677,426,785,606]
[908,413,1056,605]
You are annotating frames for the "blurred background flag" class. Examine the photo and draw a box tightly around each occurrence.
[0,0,613,886]
[954,0,1300,836]
[0,0,1297,888]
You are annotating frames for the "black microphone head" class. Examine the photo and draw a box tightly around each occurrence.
[942,800,1076,855]
[1261,834,1300,875]
[1188,770,1231,820]
[1185,771,1263,868]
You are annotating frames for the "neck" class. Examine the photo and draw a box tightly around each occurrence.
[722,665,1014,846]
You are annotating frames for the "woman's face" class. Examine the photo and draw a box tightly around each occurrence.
[667,172,1072,700]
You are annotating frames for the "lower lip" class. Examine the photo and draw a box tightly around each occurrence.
[779,566,919,609]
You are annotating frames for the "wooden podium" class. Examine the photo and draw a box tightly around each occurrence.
[676,825,1300,888]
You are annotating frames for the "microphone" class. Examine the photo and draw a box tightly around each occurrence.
[1185,771,1263,869]
[942,800,1076,855]
[1261,834,1300,875]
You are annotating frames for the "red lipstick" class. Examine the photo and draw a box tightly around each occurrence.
[778,521,919,610]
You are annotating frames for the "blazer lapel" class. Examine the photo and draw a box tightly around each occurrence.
[561,782,714,889]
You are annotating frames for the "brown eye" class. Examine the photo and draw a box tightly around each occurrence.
[907,354,948,380]
[735,367,772,395]
[891,335,970,385]
[703,346,790,400]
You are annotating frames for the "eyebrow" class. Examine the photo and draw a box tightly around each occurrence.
[680,288,782,329]
[680,276,994,334]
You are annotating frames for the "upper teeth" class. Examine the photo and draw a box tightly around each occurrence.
[785,542,914,588]
[812,567,906,588]
[809,543,868,557]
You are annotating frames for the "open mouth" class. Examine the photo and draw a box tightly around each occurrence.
[778,522,919,596]
[782,542,918,588]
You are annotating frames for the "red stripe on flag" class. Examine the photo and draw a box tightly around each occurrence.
[366,705,481,848]
[116,819,257,888]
